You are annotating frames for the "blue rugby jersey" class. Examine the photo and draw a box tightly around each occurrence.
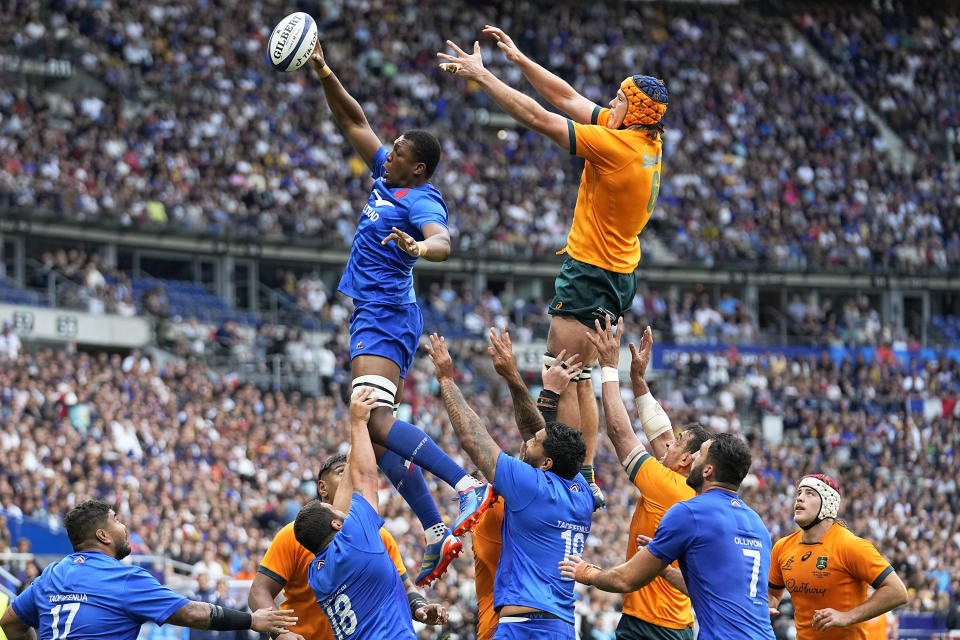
[337,146,448,305]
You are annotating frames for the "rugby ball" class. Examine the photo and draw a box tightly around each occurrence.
[267,12,318,72]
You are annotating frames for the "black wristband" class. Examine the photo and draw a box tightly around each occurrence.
[208,604,253,631]
[408,592,429,618]
[537,389,560,422]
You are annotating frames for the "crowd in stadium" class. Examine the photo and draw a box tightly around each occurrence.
[4,0,960,638]
[1,333,958,635]
[1,1,958,271]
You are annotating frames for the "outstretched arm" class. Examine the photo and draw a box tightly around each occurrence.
[559,549,667,594]
[438,42,569,149]
[585,317,642,465]
[428,334,502,482]
[347,389,381,513]
[166,602,296,635]
[308,43,382,168]
[629,325,675,461]
[487,328,544,441]
[482,26,599,124]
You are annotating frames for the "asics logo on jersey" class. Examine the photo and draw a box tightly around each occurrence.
[373,192,396,209]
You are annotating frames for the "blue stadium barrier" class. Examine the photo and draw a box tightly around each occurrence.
[650,344,960,371]
[2,510,72,555]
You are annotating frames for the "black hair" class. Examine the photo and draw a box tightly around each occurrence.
[317,453,347,483]
[402,129,442,179]
[542,422,587,480]
[706,433,753,488]
[681,423,711,455]
[64,500,112,551]
[293,499,341,555]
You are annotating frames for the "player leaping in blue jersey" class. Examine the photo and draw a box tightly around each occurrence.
[0,500,296,640]
[293,388,448,640]
[305,42,493,587]
[560,433,777,640]
[427,333,594,640]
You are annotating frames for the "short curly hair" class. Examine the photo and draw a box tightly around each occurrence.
[64,500,112,551]
[542,422,587,480]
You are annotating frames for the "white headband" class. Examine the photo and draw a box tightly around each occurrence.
[798,476,841,521]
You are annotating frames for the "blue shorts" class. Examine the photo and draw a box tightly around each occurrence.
[349,300,423,377]
[494,615,574,640]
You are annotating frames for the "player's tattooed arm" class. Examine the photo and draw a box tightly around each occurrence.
[487,328,544,441]
[428,333,502,481]
[0,604,37,640]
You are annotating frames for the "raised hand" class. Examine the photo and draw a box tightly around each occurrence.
[437,40,486,81]
[541,349,583,395]
[585,316,623,368]
[487,327,521,383]
[250,608,298,635]
[629,325,653,384]
[349,387,378,424]
[426,333,455,381]
[308,41,326,71]
[482,25,523,64]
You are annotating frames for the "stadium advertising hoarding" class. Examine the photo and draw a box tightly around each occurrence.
[0,304,151,347]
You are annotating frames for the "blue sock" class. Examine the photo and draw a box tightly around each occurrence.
[378,449,444,531]
[385,419,470,490]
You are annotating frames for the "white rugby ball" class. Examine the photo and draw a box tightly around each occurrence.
[267,12,318,72]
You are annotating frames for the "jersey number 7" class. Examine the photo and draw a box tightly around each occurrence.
[742,549,761,598]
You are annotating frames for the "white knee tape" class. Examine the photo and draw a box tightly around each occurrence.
[352,375,398,408]
[637,392,672,442]
[543,353,557,368]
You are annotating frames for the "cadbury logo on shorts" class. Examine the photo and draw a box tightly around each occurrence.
[273,15,301,59]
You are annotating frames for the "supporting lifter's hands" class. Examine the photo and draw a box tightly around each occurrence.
[414,602,449,626]
[427,333,455,382]
[250,608,297,635]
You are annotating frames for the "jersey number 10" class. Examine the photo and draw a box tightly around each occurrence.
[50,603,81,640]
[561,529,586,557]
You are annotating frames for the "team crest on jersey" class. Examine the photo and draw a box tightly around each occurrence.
[373,192,396,209]
[73,556,85,564]
[782,556,795,571]
[816,556,828,570]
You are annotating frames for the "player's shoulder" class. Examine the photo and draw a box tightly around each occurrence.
[773,529,803,552]
[378,526,397,546]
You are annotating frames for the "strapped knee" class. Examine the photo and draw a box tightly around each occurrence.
[578,366,593,381]
[352,375,398,410]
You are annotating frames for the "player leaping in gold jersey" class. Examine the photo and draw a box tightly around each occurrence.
[438,29,668,509]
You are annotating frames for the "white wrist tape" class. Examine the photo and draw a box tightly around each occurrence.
[601,366,619,383]
[637,392,672,442]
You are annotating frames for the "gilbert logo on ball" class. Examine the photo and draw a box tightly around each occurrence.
[268,12,318,72]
